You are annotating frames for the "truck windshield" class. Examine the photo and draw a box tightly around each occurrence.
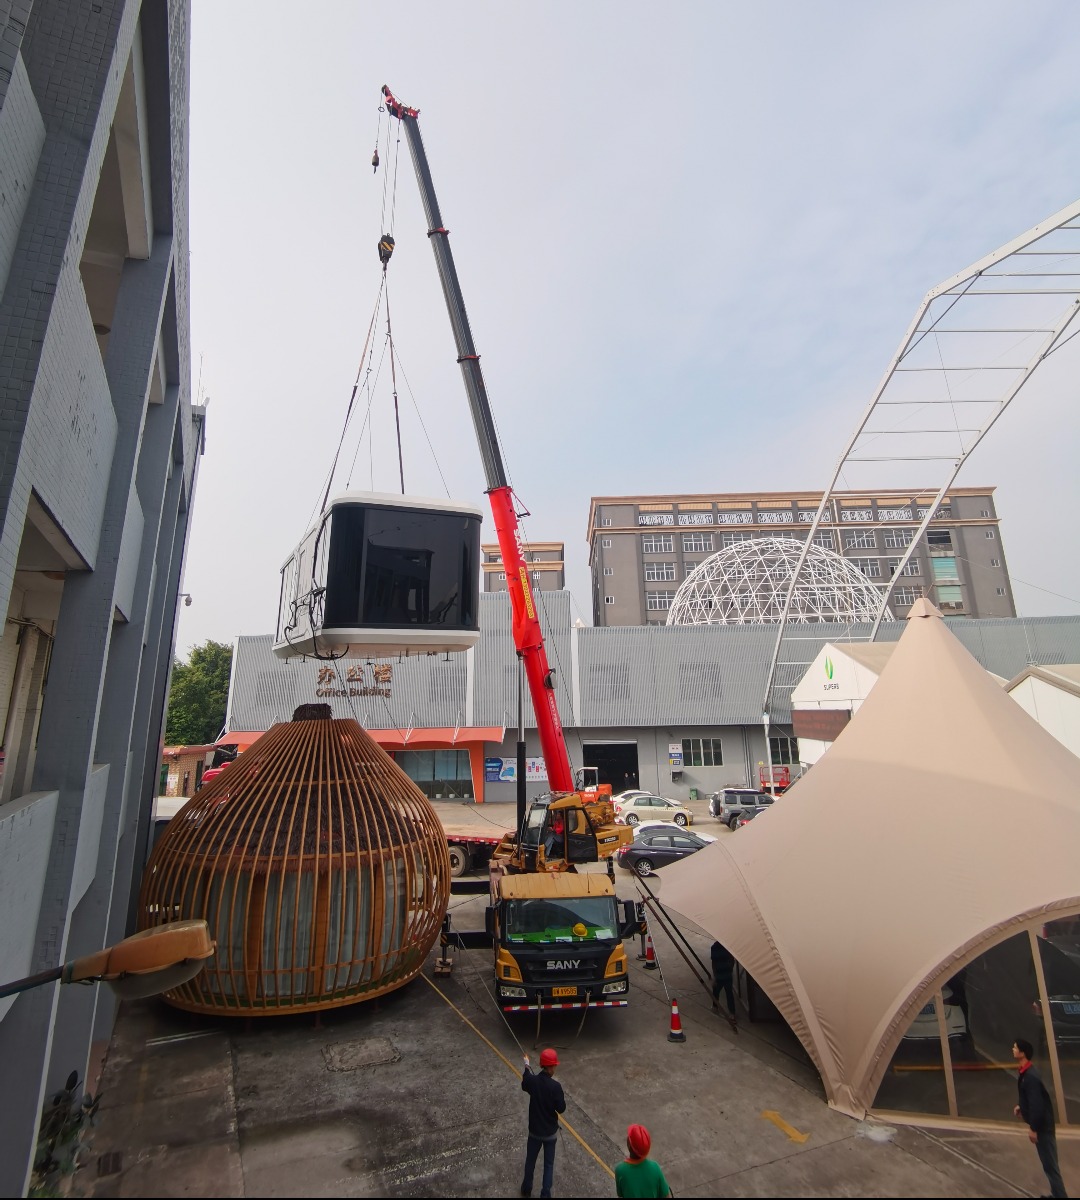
[504,896,618,944]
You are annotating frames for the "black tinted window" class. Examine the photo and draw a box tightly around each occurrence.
[324,504,479,629]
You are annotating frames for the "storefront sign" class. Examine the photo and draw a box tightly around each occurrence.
[484,757,548,782]
[668,742,683,768]
[314,662,393,699]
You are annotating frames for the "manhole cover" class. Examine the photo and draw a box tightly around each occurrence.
[323,1037,400,1072]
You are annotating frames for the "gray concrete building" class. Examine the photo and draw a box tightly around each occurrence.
[587,487,1014,627]
[482,539,565,593]
[0,3,197,1191]
[224,592,1080,807]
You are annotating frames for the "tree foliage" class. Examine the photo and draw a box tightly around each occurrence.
[164,640,233,746]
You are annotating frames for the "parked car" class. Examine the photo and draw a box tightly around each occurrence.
[611,789,652,805]
[734,808,766,829]
[615,824,713,876]
[614,794,693,827]
[709,788,774,830]
[1034,937,1080,1043]
[903,984,968,1040]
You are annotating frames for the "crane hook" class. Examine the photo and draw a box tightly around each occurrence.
[378,233,395,266]
[371,147,380,173]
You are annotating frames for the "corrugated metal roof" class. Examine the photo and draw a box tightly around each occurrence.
[226,604,1080,733]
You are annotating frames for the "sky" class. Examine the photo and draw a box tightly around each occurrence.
[176,0,1080,655]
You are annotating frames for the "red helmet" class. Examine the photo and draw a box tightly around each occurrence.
[539,1048,559,1068]
[626,1124,651,1159]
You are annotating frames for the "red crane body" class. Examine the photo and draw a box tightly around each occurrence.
[382,86,574,794]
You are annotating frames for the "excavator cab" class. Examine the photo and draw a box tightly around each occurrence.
[496,792,632,873]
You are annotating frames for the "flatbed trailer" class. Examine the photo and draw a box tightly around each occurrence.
[441,824,513,878]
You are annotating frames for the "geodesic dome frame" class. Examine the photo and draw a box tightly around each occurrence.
[666,536,892,626]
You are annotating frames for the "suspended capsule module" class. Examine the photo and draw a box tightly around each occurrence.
[274,492,482,660]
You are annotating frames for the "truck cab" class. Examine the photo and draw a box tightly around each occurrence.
[488,873,634,1010]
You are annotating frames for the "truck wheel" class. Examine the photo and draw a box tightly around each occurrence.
[635,859,654,877]
[447,845,468,877]
[674,813,688,827]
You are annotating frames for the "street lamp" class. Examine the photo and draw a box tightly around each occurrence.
[0,920,215,1001]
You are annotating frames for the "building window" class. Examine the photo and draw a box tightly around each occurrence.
[720,530,755,547]
[935,584,964,609]
[853,558,881,578]
[682,737,723,767]
[498,572,506,580]
[644,562,676,582]
[769,736,798,766]
[601,537,612,548]
[811,529,835,550]
[395,748,473,800]
[531,572,540,582]
[844,530,876,549]
[685,562,700,577]
[603,566,613,576]
[601,518,612,527]
[888,558,920,577]
[892,586,921,605]
[931,557,959,583]
[927,529,952,547]
[996,586,1007,596]
[980,509,991,517]
[883,528,914,549]
[605,595,615,605]
[985,529,995,540]
[990,557,1000,567]
[642,534,674,554]
[646,591,676,610]
[682,533,713,553]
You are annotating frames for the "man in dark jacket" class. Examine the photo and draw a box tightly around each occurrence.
[1013,1038,1068,1198]
[520,1048,566,1198]
[710,941,735,1018]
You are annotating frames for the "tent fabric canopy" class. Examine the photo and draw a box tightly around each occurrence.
[660,598,1080,1118]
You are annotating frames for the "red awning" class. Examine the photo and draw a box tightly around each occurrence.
[215,732,264,751]
[368,727,503,748]
[217,728,503,751]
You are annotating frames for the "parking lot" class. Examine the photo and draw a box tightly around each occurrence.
[74,797,1079,1197]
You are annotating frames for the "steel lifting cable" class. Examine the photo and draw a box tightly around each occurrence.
[383,275,406,493]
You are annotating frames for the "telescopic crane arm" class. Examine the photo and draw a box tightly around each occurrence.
[382,85,574,794]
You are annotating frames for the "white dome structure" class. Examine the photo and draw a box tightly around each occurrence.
[666,536,892,626]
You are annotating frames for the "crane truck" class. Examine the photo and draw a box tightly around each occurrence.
[382,85,636,1012]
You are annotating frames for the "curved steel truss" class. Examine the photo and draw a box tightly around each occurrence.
[667,537,891,627]
[765,197,1080,723]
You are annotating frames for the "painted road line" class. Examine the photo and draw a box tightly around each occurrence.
[420,972,616,1180]
[760,1109,810,1143]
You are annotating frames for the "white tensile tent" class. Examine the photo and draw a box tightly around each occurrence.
[660,598,1080,1119]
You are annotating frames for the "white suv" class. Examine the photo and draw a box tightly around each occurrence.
[614,794,693,828]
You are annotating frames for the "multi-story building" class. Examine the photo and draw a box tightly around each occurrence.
[587,488,1014,627]
[0,4,197,1191]
[482,540,565,593]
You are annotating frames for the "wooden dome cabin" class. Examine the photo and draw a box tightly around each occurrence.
[138,705,451,1015]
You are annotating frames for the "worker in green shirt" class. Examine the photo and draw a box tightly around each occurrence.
[614,1125,671,1198]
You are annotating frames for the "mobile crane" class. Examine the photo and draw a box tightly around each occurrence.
[382,85,635,1012]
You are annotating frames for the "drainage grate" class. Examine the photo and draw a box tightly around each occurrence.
[97,1151,122,1178]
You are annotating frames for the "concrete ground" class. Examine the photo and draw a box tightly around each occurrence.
[74,798,1080,1198]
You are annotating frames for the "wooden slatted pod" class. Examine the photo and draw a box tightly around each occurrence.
[137,704,450,1015]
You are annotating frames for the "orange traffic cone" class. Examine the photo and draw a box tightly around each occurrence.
[668,997,687,1043]
[642,932,658,971]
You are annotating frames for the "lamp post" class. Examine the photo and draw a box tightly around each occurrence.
[0,920,215,1001]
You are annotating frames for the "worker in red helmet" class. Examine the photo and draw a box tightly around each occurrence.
[519,1048,566,1198]
[615,1124,671,1198]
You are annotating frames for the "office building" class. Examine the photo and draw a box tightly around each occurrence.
[587,488,1014,627]
[482,540,564,593]
[0,3,197,1190]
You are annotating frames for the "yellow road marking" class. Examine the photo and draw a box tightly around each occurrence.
[760,1109,810,1143]
[420,972,616,1180]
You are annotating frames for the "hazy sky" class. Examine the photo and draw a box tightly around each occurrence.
[176,1,1080,654]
